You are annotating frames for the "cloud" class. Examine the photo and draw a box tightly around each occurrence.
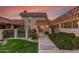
[0,6,75,20]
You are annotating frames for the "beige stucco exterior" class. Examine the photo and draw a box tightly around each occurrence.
[51,6,79,36]
[22,16,47,30]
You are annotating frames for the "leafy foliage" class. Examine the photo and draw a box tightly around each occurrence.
[28,29,38,39]
[3,30,14,38]
[18,29,25,37]
[48,32,79,50]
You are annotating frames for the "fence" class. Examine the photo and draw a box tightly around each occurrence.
[0,29,26,39]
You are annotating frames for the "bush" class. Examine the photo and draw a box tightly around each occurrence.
[31,32,38,39]
[49,32,75,50]
[72,37,79,49]
[3,30,14,38]
[18,29,25,37]
[58,32,75,38]
[28,29,38,39]
[68,33,76,38]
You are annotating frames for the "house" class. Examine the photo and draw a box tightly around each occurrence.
[0,10,49,39]
[0,11,49,32]
[20,11,49,32]
[35,20,50,32]
[0,17,24,29]
[51,6,79,36]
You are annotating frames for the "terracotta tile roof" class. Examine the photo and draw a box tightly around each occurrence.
[51,6,79,24]
[11,20,24,25]
[20,11,47,17]
[0,17,24,25]
[35,20,50,25]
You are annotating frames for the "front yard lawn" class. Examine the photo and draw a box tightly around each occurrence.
[0,39,38,53]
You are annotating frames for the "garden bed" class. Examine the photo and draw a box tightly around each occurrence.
[48,32,79,50]
[0,39,38,53]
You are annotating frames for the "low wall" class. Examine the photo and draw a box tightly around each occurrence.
[0,29,26,39]
[58,28,79,36]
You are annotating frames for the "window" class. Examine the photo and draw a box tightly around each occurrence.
[61,23,64,28]
[73,20,78,28]
[64,22,72,28]
[55,24,59,29]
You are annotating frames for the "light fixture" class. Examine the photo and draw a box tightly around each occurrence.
[29,17,32,19]
[77,21,79,24]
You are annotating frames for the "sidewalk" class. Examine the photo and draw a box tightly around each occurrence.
[38,33,60,53]
[38,33,79,53]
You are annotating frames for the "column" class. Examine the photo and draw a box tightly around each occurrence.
[25,29,28,39]
[62,23,64,28]
[59,24,61,29]
[14,29,18,38]
[77,20,79,29]
[49,28,51,34]
[25,22,29,39]
[0,29,3,40]
[36,28,39,34]
[71,21,73,28]
[59,24,61,32]
[11,25,14,29]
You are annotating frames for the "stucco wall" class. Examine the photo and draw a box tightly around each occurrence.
[58,29,79,36]
[22,17,47,29]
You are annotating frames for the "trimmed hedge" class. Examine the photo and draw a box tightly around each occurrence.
[48,32,77,50]
[3,30,14,38]
[17,29,25,37]
[31,32,37,39]
[28,29,38,39]
[72,37,79,49]
[58,32,76,38]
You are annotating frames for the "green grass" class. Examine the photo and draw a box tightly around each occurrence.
[0,39,38,53]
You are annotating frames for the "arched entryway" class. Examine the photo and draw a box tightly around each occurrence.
[36,24,48,33]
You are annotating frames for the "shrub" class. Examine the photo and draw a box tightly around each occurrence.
[49,32,75,50]
[68,33,76,38]
[3,30,14,38]
[28,29,38,39]
[58,32,76,38]
[48,32,79,50]
[72,37,79,49]
[18,29,25,37]
[31,32,38,39]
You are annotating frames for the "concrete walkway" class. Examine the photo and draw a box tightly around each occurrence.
[38,33,79,53]
[38,33,60,53]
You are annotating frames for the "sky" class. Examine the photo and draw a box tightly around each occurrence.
[0,6,76,20]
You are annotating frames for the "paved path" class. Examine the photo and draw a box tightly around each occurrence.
[38,33,79,53]
[38,33,60,53]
